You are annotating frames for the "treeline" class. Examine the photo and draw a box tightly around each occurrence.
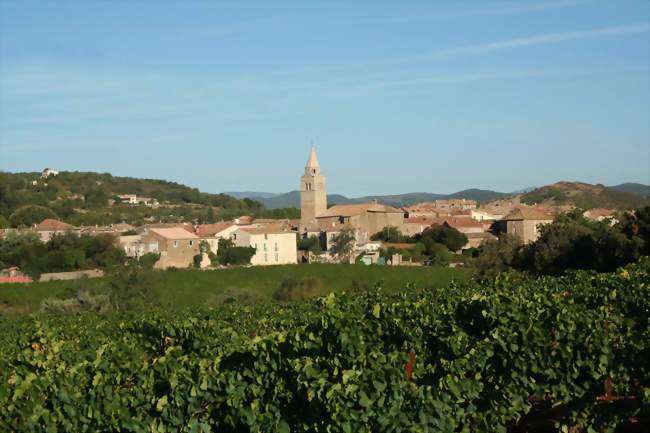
[476,206,650,276]
[0,171,300,228]
[372,224,469,266]
[0,232,126,279]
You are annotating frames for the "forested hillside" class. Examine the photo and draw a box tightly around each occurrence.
[0,171,298,227]
[520,181,649,209]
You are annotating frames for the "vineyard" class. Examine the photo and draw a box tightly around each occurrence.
[1,259,648,432]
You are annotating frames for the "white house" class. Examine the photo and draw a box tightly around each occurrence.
[231,225,297,265]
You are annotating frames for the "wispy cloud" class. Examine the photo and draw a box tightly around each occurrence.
[271,23,649,77]
[322,66,649,97]
[414,23,650,59]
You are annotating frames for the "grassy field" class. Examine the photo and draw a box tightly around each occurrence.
[0,264,471,315]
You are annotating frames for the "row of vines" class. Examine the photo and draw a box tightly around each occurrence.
[0,258,648,432]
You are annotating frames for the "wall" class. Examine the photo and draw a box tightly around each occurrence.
[235,231,297,265]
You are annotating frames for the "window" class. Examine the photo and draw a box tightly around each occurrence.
[275,253,279,261]
[264,243,267,251]
[173,240,178,248]
[233,233,237,240]
[264,253,268,262]
[312,168,316,174]
[274,243,278,251]
[189,240,194,247]
[264,234,268,240]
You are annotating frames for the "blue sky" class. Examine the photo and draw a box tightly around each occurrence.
[1,0,648,196]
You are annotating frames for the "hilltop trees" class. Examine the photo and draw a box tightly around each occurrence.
[0,232,126,279]
[416,224,468,252]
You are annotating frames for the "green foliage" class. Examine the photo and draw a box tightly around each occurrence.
[0,260,648,431]
[372,226,410,243]
[273,277,323,301]
[521,183,649,209]
[521,210,641,275]
[192,254,202,268]
[9,205,57,227]
[0,215,10,229]
[217,238,255,266]
[297,235,322,253]
[475,234,523,277]
[334,229,355,261]
[0,232,126,279]
[138,252,160,270]
[417,223,468,252]
[0,171,273,227]
[477,207,650,276]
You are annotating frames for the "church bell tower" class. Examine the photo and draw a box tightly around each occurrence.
[300,146,327,225]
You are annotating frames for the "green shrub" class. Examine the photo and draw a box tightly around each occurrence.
[273,277,323,302]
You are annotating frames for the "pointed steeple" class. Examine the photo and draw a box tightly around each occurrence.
[306,145,320,168]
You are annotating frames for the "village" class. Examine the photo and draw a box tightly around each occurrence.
[1,148,620,280]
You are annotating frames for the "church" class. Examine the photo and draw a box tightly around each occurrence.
[299,147,404,252]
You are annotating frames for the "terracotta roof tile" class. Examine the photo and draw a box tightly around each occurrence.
[149,227,199,240]
[34,219,76,231]
[317,203,402,218]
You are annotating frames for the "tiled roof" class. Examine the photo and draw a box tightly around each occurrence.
[195,222,235,236]
[149,227,199,240]
[236,224,294,235]
[384,243,417,249]
[442,218,484,228]
[0,276,32,284]
[34,219,76,231]
[317,203,402,218]
[503,208,555,221]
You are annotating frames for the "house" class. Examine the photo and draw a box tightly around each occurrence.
[442,218,484,234]
[118,194,137,204]
[584,208,618,224]
[184,222,238,255]
[231,225,297,265]
[501,208,555,244]
[33,219,79,242]
[141,227,200,269]
[463,232,497,249]
[41,168,59,178]
[315,202,404,244]
[401,217,438,237]
[434,199,476,210]
[119,235,145,258]
[471,209,499,221]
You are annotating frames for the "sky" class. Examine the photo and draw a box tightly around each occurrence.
[1,0,649,197]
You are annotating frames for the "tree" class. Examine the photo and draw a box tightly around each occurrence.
[217,238,255,265]
[9,205,57,227]
[475,234,523,277]
[372,226,410,243]
[417,224,468,252]
[521,210,641,275]
[297,235,322,254]
[334,229,355,262]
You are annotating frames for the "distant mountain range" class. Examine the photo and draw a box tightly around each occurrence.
[227,189,509,209]
[609,183,650,197]
[228,182,650,209]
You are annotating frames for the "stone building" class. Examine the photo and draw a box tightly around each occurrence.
[140,227,200,269]
[501,208,555,244]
